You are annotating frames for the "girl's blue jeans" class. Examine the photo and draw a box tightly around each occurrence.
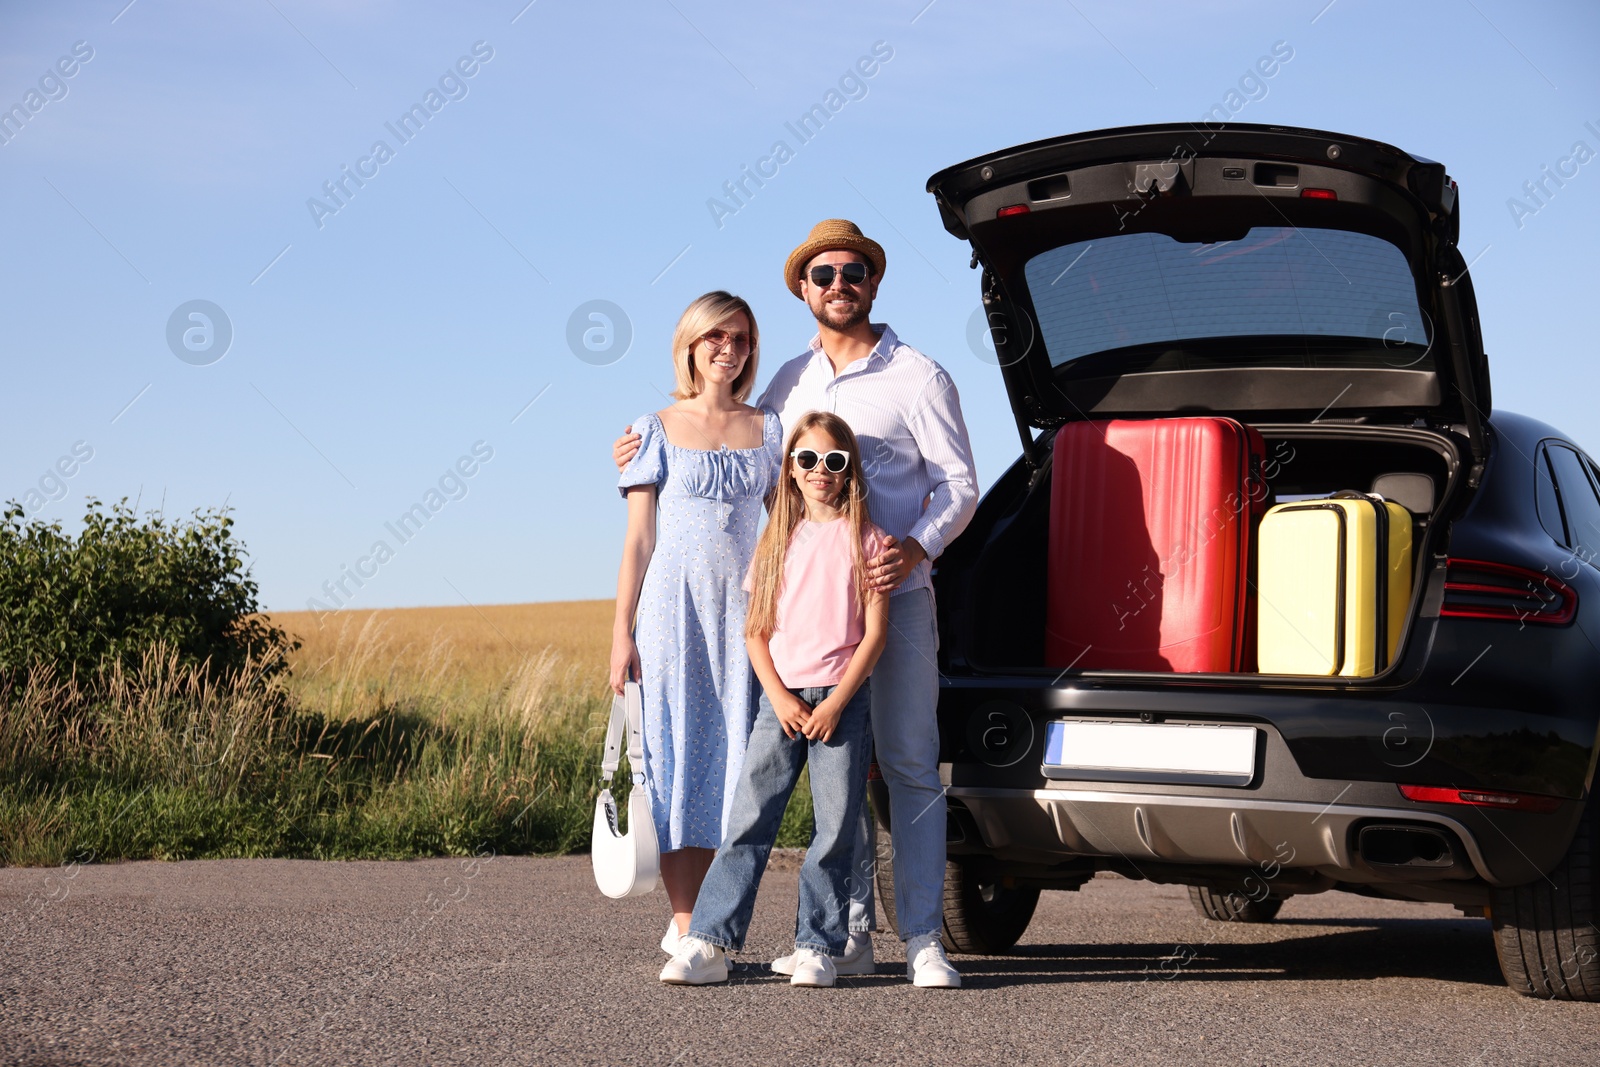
[687,679,872,956]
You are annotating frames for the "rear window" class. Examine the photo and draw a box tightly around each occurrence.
[1024,227,1431,369]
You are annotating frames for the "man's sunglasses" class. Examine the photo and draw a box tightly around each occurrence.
[791,448,850,473]
[807,263,870,289]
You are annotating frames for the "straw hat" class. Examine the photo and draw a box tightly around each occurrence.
[783,219,886,299]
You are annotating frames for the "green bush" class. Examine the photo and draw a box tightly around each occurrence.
[0,499,296,688]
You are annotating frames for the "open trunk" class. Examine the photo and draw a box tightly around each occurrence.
[924,124,1491,681]
[945,421,1462,678]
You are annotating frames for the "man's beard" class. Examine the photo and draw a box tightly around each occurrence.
[813,292,870,331]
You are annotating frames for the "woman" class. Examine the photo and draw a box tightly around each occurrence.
[610,290,781,950]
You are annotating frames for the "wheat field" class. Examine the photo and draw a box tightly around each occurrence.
[270,600,615,722]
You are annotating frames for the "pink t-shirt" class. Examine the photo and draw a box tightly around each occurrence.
[755,519,884,688]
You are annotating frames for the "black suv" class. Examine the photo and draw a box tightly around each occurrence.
[867,123,1600,1001]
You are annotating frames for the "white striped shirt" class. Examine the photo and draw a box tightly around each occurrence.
[757,323,980,596]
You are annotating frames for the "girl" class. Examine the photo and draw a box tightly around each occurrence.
[660,411,887,988]
[611,291,782,951]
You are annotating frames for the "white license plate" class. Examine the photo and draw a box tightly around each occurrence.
[1043,720,1258,786]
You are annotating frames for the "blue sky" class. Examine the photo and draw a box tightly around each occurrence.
[3,0,1597,612]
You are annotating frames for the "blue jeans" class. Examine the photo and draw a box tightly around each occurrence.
[687,680,872,956]
[846,587,945,940]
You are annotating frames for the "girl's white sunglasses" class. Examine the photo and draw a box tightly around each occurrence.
[790,448,849,473]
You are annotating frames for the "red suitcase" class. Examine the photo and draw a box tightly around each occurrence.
[1046,418,1266,672]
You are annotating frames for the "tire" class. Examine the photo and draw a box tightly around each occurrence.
[1188,884,1284,923]
[872,820,1040,953]
[942,859,1041,953]
[1491,792,1600,1001]
[872,818,901,937]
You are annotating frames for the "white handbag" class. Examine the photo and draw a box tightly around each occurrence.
[591,681,660,898]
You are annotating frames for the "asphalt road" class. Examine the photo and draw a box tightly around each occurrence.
[1,853,1594,1066]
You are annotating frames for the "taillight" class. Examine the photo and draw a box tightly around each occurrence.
[997,204,1030,217]
[1300,188,1337,200]
[1399,784,1563,814]
[1440,558,1576,625]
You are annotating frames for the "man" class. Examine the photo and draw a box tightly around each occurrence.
[615,219,978,987]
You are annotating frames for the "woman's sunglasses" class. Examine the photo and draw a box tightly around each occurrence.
[699,329,752,353]
[791,448,850,473]
[807,263,870,289]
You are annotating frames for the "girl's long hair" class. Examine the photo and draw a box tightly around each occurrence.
[746,411,873,641]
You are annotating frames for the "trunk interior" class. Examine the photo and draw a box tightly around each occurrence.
[953,422,1462,677]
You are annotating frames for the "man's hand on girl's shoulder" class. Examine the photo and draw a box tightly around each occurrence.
[613,426,641,472]
[866,535,927,591]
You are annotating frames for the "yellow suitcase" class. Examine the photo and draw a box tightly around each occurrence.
[1256,492,1413,676]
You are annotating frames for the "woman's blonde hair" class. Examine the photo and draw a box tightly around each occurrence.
[669,291,760,402]
[746,412,874,641]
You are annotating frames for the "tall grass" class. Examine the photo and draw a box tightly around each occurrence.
[1,627,605,865]
[1,604,814,866]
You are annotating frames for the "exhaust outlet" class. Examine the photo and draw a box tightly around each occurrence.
[1357,824,1457,868]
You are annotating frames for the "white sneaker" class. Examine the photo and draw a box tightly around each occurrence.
[660,917,681,955]
[771,931,875,976]
[788,948,838,988]
[906,933,961,988]
[659,937,728,985]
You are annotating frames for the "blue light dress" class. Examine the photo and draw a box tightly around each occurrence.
[618,409,782,851]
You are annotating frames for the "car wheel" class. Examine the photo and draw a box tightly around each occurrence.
[1188,885,1284,923]
[872,823,1040,953]
[942,859,1041,953]
[1490,792,1600,1001]
[872,819,901,937]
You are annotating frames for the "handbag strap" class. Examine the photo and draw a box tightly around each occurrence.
[599,681,646,785]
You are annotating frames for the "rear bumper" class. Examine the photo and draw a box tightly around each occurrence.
[917,659,1597,890]
[945,784,1509,884]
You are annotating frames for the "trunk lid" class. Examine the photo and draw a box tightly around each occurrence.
[927,123,1490,481]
